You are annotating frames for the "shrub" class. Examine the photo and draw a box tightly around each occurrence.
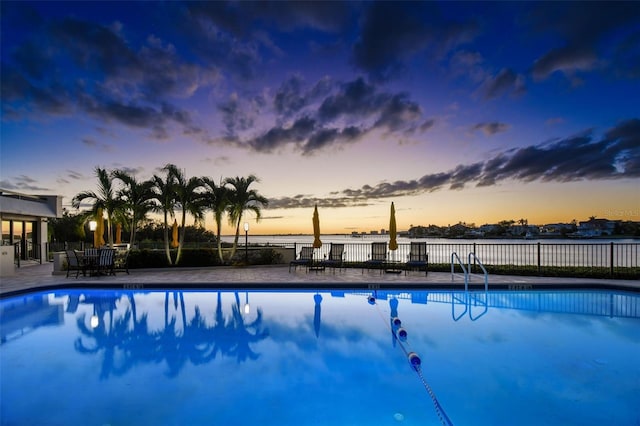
[177,248,220,267]
[128,249,169,269]
[230,248,283,266]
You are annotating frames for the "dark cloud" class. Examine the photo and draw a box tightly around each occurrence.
[248,1,354,33]
[528,2,640,81]
[219,94,255,137]
[0,65,71,119]
[50,17,138,73]
[81,137,113,152]
[304,126,365,154]
[66,170,85,180]
[247,116,317,153]
[238,76,425,154]
[267,119,640,209]
[184,1,352,37]
[472,122,510,136]
[1,9,213,144]
[420,119,436,132]
[318,77,379,121]
[448,50,485,83]
[481,68,526,100]
[274,74,333,118]
[373,93,422,133]
[0,175,50,192]
[352,1,478,80]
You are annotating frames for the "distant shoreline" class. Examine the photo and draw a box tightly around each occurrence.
[220,233,640,240]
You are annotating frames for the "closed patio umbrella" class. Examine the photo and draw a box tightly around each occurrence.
[94,208,105,248]
[312,204,322,248]
[171,219,179,248]
[389,202,398,251]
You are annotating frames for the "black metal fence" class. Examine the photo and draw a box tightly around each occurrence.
[292,241,639,276]
[47,240,639,277]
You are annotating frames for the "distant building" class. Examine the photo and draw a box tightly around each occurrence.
[540,223,575,236]
[1,190,63,267]
[574,218,617,237]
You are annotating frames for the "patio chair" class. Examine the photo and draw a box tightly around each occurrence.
[363,242,388,274]
[83,248,100,276]
[96,248,116,276]
[405,242,428,275]
[320,243,345,273]
[65,250,83,278]
[289,246,315,272]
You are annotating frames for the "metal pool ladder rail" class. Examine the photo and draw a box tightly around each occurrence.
[451,252,489,292]
[467,252,488,292]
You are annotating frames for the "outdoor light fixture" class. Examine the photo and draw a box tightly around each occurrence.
[89,220,97,248]
[244,222,249,264]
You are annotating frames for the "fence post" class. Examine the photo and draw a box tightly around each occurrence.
[537,242,541,276]
[610,242,614,277]
[472,242,476,273]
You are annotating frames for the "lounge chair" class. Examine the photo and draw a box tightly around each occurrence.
[405,242,428,275]
[289,246,315,272]
[65,250,83,278]
[363,242,388,274]
[320,243,345,273]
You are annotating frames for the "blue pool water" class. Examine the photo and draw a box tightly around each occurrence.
[1,288,639,425]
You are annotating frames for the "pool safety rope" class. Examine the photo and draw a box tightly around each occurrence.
[368,294,455,426]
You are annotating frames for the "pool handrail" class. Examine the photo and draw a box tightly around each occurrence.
[451,252,468,290]
[468,252,489,293]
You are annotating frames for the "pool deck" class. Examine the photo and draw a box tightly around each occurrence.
[1,262,638,297]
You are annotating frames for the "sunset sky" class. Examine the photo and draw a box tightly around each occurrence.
[1,1,639,235]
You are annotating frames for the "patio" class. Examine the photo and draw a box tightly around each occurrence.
[1,261,638,297]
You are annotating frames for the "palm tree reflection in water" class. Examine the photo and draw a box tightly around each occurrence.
[73,291,269,379]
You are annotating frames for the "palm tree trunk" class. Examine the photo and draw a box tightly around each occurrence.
[215,213,224,263]
[163,211,172,265]
[106,216,114,247]
[216,227,223,263]
[129,218,136,247]
[230,217,242,259]
[176,210,186,265]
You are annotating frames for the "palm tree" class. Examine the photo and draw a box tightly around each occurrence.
[163,164,206,265]
[112,170,155,246]
[152,167,177,265]
[224,175,268,260]
[202,177,231,263]
[72,167,122,247]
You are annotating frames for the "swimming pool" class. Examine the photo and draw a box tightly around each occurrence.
[1,288,639,425]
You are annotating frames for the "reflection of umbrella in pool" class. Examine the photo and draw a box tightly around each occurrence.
[389,297,399,347]
[171,219,179,248]
[313,293,322,338]
[312,204,322,249]
[115,223,122,244]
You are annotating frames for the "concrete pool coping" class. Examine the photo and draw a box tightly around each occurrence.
[1,262,638,298]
